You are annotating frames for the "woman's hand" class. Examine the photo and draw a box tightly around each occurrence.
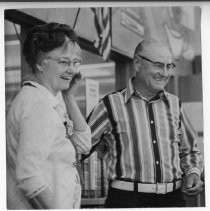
[62,72,82,97]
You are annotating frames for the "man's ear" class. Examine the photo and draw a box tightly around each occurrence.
[133,56,141,72]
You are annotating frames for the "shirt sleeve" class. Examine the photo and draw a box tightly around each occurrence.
[179,106,203,177]
[16,101,55,198]
[87,100,112,148]
[71,125,92,154]
[81,100,112,161]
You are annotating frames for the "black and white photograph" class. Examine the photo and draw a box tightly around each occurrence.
[1,1,210,210]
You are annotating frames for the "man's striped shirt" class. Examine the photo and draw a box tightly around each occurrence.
[87,77,203,183]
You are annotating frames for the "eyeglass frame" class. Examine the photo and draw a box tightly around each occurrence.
[136,55,176,71]
[43,56,82,68]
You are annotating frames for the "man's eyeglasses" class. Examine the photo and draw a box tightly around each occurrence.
[136,55,176,71]
[44,57,82,68]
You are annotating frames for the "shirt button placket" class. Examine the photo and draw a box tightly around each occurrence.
[147,101,161,182]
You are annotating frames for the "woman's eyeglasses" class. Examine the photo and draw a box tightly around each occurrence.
[136,55,176,71]
[44,57,82,68]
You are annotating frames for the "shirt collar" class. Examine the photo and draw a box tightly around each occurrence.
[124,76,170,107]
[23,80,61,108]
[125,76,135,103]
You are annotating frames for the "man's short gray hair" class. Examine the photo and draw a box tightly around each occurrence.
[133,39,164,57]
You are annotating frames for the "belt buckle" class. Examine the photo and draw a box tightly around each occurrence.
[156,183,167,194]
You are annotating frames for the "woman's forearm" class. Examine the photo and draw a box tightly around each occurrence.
[62,94,87,132]
[29,187,54,209]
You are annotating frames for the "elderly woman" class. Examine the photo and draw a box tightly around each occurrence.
[6,22,91,209]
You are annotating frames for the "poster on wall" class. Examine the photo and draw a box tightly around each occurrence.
[85,78,99,117]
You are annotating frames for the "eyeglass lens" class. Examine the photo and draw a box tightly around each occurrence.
[58,57,81,67]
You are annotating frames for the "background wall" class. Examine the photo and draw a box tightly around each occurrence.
[18,8,96,42]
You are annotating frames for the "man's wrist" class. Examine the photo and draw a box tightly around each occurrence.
[186,167,201,178]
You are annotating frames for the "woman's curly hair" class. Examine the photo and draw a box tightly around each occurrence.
[23,22,78,73]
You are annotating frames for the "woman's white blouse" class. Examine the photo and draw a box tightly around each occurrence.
[6,81,91,209]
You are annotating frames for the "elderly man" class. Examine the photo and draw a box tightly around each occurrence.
[84,39,203,208]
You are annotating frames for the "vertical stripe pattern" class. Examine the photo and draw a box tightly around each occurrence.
[87,78,203,183]
[103,96,122,178]
[147,102,162,182]
[91,7,111,60]
[127,100,141,180]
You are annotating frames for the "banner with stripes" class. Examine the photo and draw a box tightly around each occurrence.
[91,7,111,60]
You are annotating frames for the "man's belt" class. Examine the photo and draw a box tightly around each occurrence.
[111,179,182,194]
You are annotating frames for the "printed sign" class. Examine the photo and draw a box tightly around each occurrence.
[85,78,99,117]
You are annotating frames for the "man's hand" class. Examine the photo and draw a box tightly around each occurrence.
[182,173,203,196]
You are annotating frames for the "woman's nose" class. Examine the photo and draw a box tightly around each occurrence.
[66,66,76,74]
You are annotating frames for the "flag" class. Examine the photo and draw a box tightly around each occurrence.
[91,7,111,60]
